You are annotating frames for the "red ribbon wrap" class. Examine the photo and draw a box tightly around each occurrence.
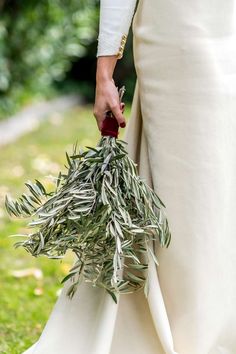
[101,112,119,138]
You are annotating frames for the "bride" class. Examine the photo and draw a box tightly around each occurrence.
[23,0,236,353]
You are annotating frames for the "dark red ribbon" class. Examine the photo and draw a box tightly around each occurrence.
[101,111,119,138]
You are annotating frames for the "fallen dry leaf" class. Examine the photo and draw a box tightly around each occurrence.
[11,267,43,280]
[34,287,43,296]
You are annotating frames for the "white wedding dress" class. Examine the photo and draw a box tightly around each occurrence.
[23,0,236,353]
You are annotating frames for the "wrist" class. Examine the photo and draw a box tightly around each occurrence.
[96,56,117,82]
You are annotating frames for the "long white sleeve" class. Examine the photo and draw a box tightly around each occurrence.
[96,0,138,59]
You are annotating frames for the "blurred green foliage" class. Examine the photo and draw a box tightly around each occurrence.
[0,0,99,118]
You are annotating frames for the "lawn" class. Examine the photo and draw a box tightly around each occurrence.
[0,103,130,354]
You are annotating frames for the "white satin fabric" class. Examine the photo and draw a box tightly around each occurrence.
[23,0,236,353]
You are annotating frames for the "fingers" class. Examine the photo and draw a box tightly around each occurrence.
[110,102,126,128]
[93,80,126,132]
[93,103,126,132]
[120,102,125,114]
[96,119,103,131]
[119,102,126,127]
[93,107,105,131]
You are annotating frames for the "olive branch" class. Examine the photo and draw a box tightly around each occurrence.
[5,136,171,303]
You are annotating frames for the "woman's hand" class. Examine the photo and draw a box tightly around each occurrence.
[93,56,126,131]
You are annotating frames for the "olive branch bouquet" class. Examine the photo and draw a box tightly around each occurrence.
[5,86,171,303]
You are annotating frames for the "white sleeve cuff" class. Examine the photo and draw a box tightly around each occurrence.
[96,33,126,57]
[96,0,138,58]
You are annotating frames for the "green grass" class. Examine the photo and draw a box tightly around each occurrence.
[0,103,130,353]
